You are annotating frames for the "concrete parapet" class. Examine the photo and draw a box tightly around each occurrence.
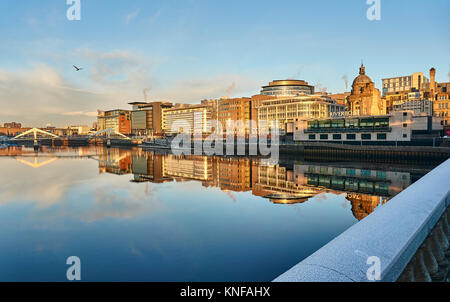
[274,160,450,282]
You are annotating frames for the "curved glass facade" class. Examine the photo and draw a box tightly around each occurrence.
[261,80,314,97]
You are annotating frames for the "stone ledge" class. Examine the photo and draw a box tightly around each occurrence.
[274,159,450,282]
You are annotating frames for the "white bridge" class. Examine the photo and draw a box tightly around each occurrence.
[89,129,131,140]
[12,128,59,141]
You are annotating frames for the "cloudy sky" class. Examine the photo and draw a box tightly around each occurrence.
[0,0,449,127]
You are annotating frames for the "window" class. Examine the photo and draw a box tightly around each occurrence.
[331,119,345,128]
[374,118,389,128]
[377,133,387,140]
[361,170,372,177]
[403,134,408,138]
[333,134,342,140]
[376,171,387,179]
[362,134,371,140]
[346,169,356,176]
[345,119,359,128]
[320,134,328,140]
[347,134,356,140]
[360,118,374,128]
[319,120,331,129]
[307,120,318,130]
[403,123,408,128]
[309,134,316,140]
[332,168,342,175]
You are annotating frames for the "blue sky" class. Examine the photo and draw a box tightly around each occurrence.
[0,0,449,126]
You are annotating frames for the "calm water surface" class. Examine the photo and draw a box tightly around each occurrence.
[0,146,442,281]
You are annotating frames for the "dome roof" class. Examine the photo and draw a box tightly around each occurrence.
[353,74,372,85]
[352,64,372,86]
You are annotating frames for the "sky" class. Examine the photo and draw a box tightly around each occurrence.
[0,0,449,127]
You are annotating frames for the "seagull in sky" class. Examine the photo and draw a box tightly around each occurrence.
[73,65,83,71]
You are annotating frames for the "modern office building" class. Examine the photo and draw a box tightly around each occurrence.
[162,104,211,134]
[260,80,315,97]
[382,72,429,96]
[256,94,346,134]
[97,109,131,135]
[129,101,173,136]
[293,111,443,144]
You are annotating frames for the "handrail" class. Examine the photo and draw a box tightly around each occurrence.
[274,159,450,282]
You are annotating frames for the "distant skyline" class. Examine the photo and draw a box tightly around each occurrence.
[0,0,449,127]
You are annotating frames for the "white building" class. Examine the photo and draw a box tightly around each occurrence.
[293,111,443,143]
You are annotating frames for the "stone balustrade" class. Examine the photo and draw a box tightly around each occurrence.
[274,159,450,282]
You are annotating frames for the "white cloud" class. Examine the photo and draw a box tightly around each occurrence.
[0,48,261,127]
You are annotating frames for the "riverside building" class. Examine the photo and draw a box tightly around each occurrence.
[260,80,315,97]
[97,109,131,135]
[256,94,346,134]
[347,64,384,116]
[382,68,437,114]
[217,97,252,136]
[293,111,443,145]
[129,101,173,137]
[434,82,450,131]
[162,104,211,135]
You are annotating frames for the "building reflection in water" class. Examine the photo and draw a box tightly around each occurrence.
[94,148,418,221]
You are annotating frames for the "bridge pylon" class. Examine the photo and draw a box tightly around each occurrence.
[12,128,60,150]
[89,129,131,148]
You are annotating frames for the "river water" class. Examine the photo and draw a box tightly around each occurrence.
[0,146,444,281]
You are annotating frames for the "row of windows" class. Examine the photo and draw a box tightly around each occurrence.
[306,167,388,179]
[308,133,393,140]
[307,117,390,130]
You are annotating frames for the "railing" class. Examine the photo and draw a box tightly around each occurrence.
[274,159,450,282]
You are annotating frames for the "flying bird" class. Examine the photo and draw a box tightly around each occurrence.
[73,65,83,71]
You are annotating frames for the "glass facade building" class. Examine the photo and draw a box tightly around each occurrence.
[261,80,314,97]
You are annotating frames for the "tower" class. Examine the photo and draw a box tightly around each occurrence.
[347,64,384,116]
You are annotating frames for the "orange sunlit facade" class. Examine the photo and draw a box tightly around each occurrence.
[434,82,450,131]
[217,97,252,136]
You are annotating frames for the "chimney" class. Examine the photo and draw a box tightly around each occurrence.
[430,67,436,100]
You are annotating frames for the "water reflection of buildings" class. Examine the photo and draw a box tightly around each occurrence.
[97,150,420,221]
